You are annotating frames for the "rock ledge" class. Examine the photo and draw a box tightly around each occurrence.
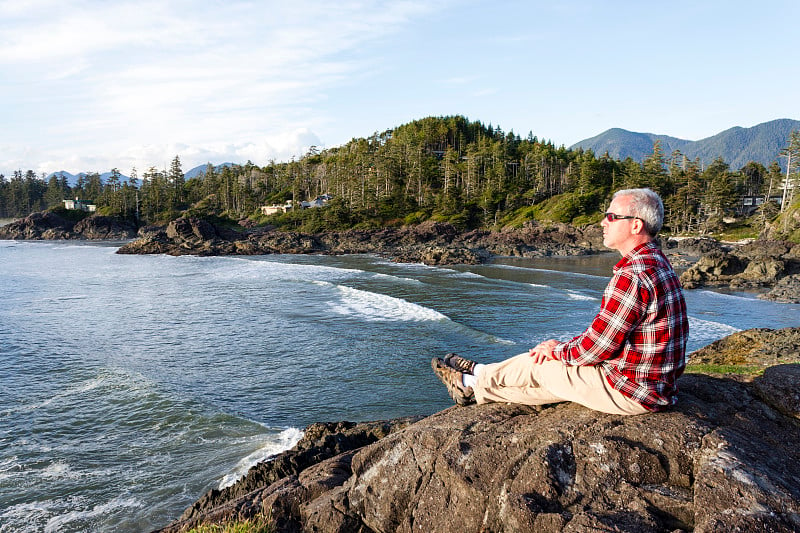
[156,329,800,533]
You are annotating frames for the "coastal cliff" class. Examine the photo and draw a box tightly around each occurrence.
[0,211,137,240]
[156,328,800,533]
[115,217,604,265]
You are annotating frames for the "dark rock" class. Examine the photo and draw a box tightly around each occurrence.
[687,327,800,369]
[0,211,73,239]
[0,211,138,240]
[155,328,800,533]
[664,236,724,256]
[118,219,604,266]
[166,216,218,242]
[72,215,138,239]
[161,418,421,531]
[752,364,800,419]
[679,240,800,300]
[761,274,800,303]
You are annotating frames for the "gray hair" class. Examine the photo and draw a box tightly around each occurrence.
[612,188,664,236]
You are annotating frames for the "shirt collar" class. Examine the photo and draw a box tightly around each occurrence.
[614,241,658,271]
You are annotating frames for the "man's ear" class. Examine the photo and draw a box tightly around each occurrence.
[631,218,645,235]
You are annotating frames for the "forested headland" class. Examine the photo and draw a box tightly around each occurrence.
[2,116,799,241]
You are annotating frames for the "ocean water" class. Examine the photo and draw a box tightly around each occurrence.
[1,241,798,532]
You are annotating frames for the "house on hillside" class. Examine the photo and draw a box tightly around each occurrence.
[63,198,96,212]
[260,201,294,215]
[300,194,332,209]
[739,194,785,215]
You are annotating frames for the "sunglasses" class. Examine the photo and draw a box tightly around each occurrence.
[603,212,642,222]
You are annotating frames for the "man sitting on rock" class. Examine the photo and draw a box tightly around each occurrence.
[432,188,689,415]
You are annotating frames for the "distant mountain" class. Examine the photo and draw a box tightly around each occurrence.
[46,163,235,186]
[47,170,131,187]
[184,162,235,179]
[570,118,800,170]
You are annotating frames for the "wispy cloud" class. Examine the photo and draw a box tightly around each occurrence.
[0,0,440,174]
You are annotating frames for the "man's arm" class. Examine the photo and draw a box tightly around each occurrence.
[552,269,647,366]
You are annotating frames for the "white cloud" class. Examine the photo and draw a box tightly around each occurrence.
[0,0,441,175]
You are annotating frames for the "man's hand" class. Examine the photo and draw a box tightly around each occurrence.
[529,339,560,364]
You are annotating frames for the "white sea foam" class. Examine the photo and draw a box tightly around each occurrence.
[44,495,142,533]
[488,335,517,345]
[218,427,304,489]
[41,460,73,479]
[564,289,600,301]
[695,289,766,302]
[1,499,63,533]
[8,374,110,415]
[369,272,425,285]
[493,263,607,280]
[688,316,741,337]
[203,256,362,284]
[325,283,450,322]
[449,270,484,279]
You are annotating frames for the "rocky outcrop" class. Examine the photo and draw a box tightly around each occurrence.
[71,215,138,239]
[762,274,800,303]
[156,329,800,533]
[679,239,800,302]
[0,211,138,240]
[687,327,800,370]
[0,211,74,239]
[118,219,604,265]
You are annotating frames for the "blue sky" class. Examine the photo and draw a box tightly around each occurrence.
[1,0,798,178]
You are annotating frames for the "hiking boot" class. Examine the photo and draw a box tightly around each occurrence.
[431,358,475,406]
[443,352,477,374]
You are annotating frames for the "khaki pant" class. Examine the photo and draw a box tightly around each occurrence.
[473,353,649,415]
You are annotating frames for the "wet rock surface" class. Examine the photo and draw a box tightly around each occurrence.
[117,219,605,265]
[679,239,800,302]
[155,329,800,533]
[0,212,138,240]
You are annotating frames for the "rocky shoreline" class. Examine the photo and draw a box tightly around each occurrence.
[113,216,606,265]
[155,327,800,533]
[3,212,800,302]
[0,211,138,240]
[676,238,800,303]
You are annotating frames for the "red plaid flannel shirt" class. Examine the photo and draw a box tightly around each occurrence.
[552,242,689,411]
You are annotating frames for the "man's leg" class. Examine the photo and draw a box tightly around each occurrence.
[473,353,648,415]
[473,353,564,405]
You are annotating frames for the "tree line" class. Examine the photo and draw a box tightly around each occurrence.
[2,116,798,236]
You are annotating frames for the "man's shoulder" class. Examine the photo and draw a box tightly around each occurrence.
[622,243,669,270]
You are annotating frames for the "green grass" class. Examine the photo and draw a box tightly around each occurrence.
[184,510,275,533]
[684,364,764,376]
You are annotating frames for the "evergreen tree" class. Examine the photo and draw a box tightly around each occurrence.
[779,130,800,210]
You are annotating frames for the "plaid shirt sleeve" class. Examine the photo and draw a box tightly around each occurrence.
[552,243,689,410]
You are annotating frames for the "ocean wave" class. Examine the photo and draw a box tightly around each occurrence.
[318,282,449,322]
[208,256,363,283]
[218,427,304,489]
[447,270,485,279]
[564,289,600,301]
[694,289,764,302]
[492,263,608,280]
[369,272,425,285]
[44,495,143,533]
[6,373,113,415]
[688,315,741,335]
[527,282,549,289]
[0,499,64,533]
[687,316,741,351]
